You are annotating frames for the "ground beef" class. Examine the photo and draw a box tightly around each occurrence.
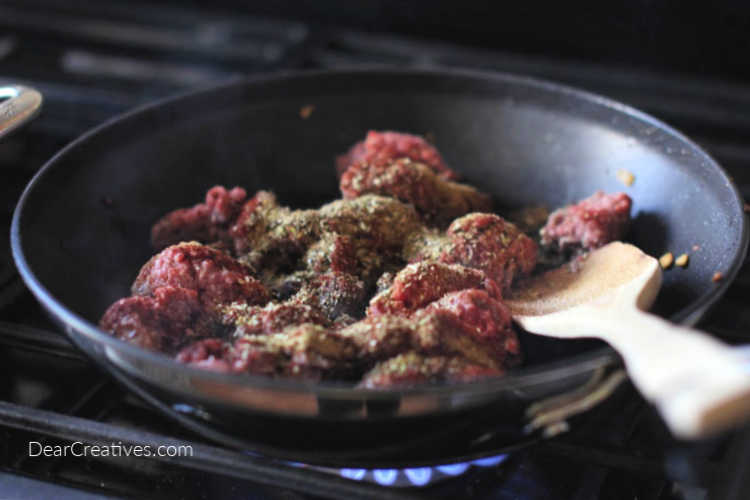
[440,213,538,290]
[366,261,502,317]
[104,130,595,388]
[229,190,283,255]
[336,130,458,180]
[175,338,233,372]
[175,302,517,385]
[292,271,368,320]
[231,194,417,289]
[540,191,632,250]
[424,289,520,367]
[230,324,358,380]
[401,227,448,262]
[99,286,204,353]
[303,233,359,276]
[151,186,247,251]
[319,194,422,252]
[177,325,357,380]
[132,242,269,309]
[222,301,330,337]
[402,214,537,291]
[340,309,505,370]
[359,352,503,389]
[238,207,322,272]
[340,158,492,226]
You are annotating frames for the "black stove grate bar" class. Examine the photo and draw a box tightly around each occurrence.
[0,322,81,360]
[536,441,717,487]
[709,426,750,500]
[0,2,308,64]
[0,401,420,500]
[315,30,750,144]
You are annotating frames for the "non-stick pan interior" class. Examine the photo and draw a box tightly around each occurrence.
[13,69,747,382]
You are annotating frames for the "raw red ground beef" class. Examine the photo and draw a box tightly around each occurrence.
[151,186,247,250]
[175,338,233,372]
[540,191,632,250]
[425,289,520,367]
[100,286,204,353]
[340,157,491,225]
[366,261,502,317]
[440,213,538,290]
[132,242,269,308]
[336,130,458,180]
[101,129,633,389]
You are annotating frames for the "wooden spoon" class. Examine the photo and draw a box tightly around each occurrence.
[506,241,750,438]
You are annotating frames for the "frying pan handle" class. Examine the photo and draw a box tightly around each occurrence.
[0,85,43,140]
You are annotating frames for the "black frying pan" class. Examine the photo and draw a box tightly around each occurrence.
[10,69,749,467]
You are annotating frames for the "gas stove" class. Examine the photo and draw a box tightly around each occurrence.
[2,2,750,499]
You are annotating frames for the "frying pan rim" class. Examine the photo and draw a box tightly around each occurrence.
[10,67,749,401]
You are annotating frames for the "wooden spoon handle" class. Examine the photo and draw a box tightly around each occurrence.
[584,307,750,438]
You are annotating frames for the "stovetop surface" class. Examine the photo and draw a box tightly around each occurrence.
[2,2,750,499]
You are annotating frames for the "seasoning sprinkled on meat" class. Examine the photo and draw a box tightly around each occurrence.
[319,194,421,252]
[239,207,321,272]
[303,233,359,276]
[336,130,457,180]
[231,324,358,380]
[132,242,269,309]
[340,309,505,369]
[540,191,632,251]
[151,186,247,251]
[231,194,417,290]
[424,289,520,367]
[359,352,503,389]
[367,261,502,317]
[222,301,330,337]
[101,129,603,388]
[229,190,282,255]
[439,213,538,290]
[340,158,491,225]
[292,271,368,320]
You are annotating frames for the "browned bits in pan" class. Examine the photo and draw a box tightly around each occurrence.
[712,272,724,282]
